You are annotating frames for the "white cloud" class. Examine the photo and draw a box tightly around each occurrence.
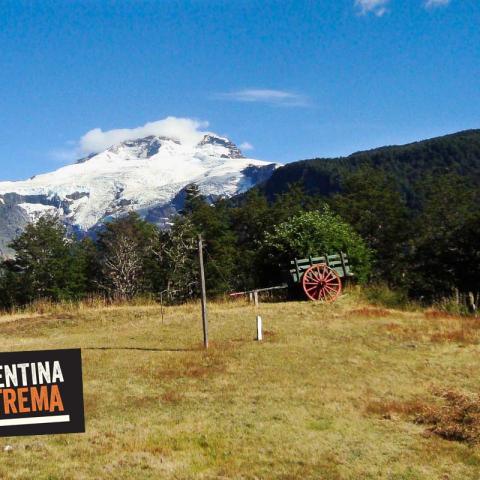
[51,117,211,161]
[239,142,254,151]
[216,89,309,107]
[79,117,209,155]
[424,0,450,8]
[355,0,389,16]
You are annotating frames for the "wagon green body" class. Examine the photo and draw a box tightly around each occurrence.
[288,252,353,302]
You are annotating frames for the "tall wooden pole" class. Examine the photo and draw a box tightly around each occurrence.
[198,234,208,348]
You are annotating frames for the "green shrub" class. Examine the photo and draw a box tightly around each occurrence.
[362,283,411,309]
[263,206,372,282]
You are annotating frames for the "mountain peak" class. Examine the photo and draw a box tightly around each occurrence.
[198,134,244,159]
[107,135,180,158]
[0,129,278,255]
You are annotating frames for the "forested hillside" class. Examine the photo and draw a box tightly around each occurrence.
[260,129,480,206]
[1,130,479,311]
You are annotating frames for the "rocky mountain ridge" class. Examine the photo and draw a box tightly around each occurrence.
[0,133,278,256]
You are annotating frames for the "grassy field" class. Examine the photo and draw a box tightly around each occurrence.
[0,295,479,479]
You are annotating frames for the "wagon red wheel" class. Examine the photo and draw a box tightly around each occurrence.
[302,264,342,302]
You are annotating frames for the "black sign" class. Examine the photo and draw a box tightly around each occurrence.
[0,348,85,437]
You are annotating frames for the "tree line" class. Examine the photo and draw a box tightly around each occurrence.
[0,168,478,309]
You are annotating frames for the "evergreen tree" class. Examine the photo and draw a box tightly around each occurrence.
[1,215,88,304]
[230,189,271,289]
[411,173,480,298]
[183,193,238,295]
[331,166,411,285]
[182,183,206,215]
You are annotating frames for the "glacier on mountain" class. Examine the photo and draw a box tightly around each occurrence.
[0,133,278,256]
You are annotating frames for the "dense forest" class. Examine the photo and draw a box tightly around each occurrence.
[259,129,480,207]
[0,130,479,311]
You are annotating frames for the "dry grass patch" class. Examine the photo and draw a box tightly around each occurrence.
[377,312,480,345]
[367,389,480,445]
[428,316,480,345]
[423,310,480,343]
[161,390,184,405]
[0,300,479,479]
[263,329,277,338]
[365,398,429,420]
[136,341,236,382]
[425,310,460,320]
[0,313,79,336]
[416,390,480,445]
[348,307,391,318]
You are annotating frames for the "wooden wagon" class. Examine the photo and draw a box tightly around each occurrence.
[289,252,353,302]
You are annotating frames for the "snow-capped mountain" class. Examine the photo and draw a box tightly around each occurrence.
[0,133,278,256]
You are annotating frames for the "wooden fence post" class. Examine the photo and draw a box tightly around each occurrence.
[468,292,477,316]
[198,235,208,349]
[160,291,164,325]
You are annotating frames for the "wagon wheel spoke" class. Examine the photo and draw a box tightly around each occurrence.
[311,270,322,281]
[324,271,336,281]
[324,287,338,298]
[324,283,339,294]
[322,284,336,293]
[305,283,321,295]
[321,289,335,301]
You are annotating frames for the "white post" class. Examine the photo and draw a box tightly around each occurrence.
[256,315,263,341]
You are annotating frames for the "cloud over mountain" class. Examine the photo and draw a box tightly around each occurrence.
[79,117,210,155]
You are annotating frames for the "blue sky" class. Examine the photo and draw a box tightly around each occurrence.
[0,0,478,180]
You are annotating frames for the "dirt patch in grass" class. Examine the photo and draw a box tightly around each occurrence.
[367,389,480,444]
